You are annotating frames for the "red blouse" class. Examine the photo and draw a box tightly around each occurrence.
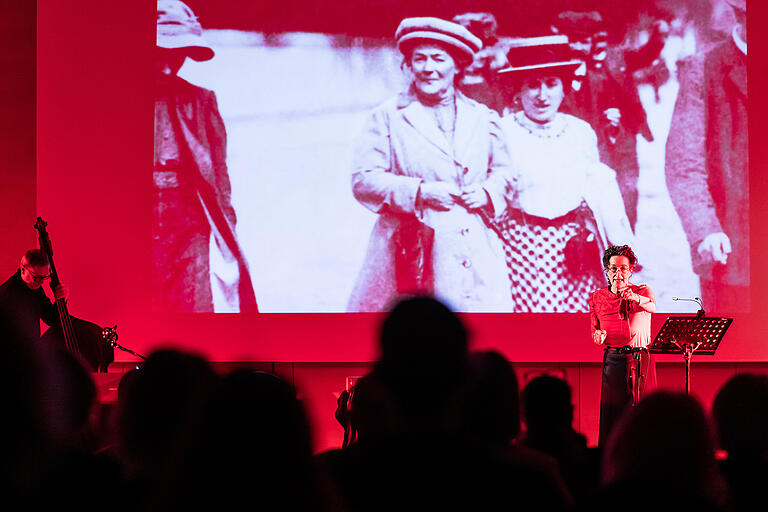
[588,285,655,348]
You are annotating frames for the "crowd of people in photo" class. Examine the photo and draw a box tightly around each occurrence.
[347,15,636,313]
[2,295,767,511]
[150,0,747,312]
[348,0,748,313]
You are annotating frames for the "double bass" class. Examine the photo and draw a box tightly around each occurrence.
[34,217,114,372]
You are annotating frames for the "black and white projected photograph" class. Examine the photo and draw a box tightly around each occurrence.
[153,0,748,313]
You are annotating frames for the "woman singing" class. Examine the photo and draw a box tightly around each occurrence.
[589,244,657,446]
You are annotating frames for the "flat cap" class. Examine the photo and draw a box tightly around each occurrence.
[554,11,604,37]
[396,17,483,65]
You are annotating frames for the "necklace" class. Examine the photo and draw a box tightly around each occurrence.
[513,110,567,139]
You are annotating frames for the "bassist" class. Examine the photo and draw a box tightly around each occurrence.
[0,249,68,343]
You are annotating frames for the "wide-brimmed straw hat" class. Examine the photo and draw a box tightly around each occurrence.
[157,0,214,62]
[497,35,581,77]
[395,17,483,66]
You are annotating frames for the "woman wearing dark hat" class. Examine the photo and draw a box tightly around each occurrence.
[347,17,514,312]
[493,35,634,312]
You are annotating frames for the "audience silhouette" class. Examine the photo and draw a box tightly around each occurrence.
[522,375,600,501]
[326,297,571,511]
[159,368,330,510]
[712,373,768,512]
[3,298,768,512]
[589,391,726,511]
[114,349,217,509]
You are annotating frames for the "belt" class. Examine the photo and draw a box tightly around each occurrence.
[605,345,641,354]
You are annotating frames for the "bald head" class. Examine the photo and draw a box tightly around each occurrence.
[20,250,50,289]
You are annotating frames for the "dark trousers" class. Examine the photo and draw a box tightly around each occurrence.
[599,348,656,447]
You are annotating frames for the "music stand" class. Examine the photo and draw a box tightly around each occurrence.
[649,314,732,394]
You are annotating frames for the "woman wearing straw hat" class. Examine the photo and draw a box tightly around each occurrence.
[494,35,634,313]
[347,17,515,312]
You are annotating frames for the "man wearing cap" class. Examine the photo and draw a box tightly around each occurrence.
[451,12,509,114]
[554,11,665,232]
[347,17,514,312]
[154,0,256,312]
[665,0,748,313]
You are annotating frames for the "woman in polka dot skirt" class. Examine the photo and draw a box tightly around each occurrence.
[493,36,635,312]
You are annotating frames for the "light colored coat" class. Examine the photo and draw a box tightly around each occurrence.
[347,90,515,312]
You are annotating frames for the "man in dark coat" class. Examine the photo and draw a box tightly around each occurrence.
[554,11,665,231]
[154,0,257,312]
[0,249,66,343]
[665,0,747,312]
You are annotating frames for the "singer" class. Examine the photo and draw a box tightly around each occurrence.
[587,244,657,446]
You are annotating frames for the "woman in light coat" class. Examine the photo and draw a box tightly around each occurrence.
[347,17,515,312]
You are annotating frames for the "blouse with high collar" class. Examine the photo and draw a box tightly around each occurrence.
[500,110,600,219]
[400,85,458,139]
[510,110,568,139]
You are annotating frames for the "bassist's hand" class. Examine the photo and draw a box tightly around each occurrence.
[53,284,68,302]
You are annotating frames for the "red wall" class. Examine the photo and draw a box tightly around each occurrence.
[1,2,36,273]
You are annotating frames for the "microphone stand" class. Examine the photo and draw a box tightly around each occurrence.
[101,325,147,361]
[672,296,705,318]
[669,297,706,394]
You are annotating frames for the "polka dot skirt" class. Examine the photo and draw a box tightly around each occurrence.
[493,209,602,312]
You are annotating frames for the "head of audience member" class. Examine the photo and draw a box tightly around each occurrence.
[19,249,51,290]
[0,336,47,492]
[165,369,322,509]
[395,17,482,103]
[712,373,768,460]
[37,344,97,452]
[117,368,140,403]
[603,392,718,496]
[523,375,574,435]
[498,35,580,122]
[115,349,217,478]
[376,296,469,431]
[206,369,313,461]
[348,372,401,440]
[459,350,521,445]
[155,0,214,83]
